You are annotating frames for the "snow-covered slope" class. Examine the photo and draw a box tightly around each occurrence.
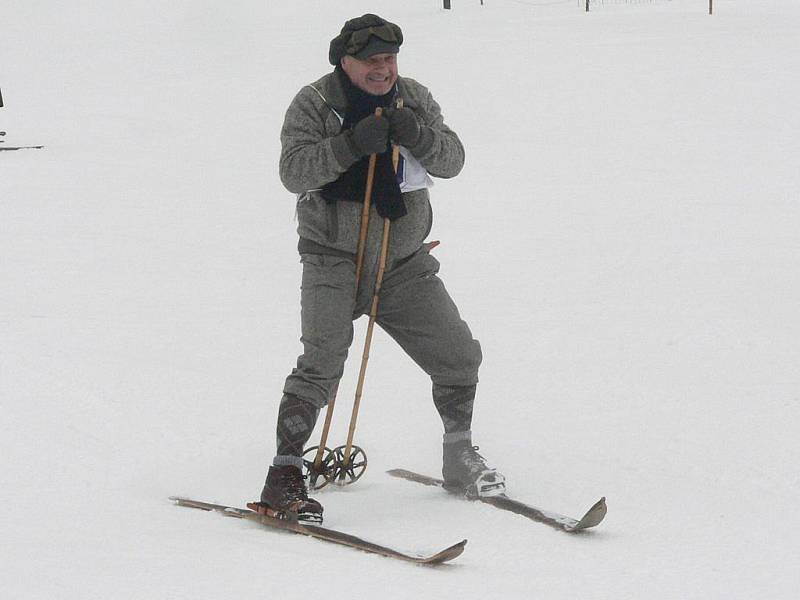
[2,1,798,598]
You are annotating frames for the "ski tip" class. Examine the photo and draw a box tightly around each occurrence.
[448,538,468,557]
[424,538,468,564]
[441,538,468,551]
[573,496,607,531]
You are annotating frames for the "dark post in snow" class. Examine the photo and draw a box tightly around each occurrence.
[709,0,713,15]
[1,88,5,142]
[444,0,451,9]
[586,0,590,12]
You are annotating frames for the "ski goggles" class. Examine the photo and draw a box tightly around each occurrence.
[345,24,401,56]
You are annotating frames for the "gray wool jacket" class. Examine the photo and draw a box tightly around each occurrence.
[279,71,465,266]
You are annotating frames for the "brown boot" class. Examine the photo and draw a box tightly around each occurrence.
[250,465,323,524]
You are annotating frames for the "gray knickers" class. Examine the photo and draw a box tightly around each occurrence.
[283,247,482,409]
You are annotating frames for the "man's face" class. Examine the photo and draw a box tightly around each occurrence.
[341,53,398,96]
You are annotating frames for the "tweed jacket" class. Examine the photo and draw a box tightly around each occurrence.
[279,71,465,265]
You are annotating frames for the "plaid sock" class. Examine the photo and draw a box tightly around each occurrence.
[275,393,320,458]
[432,384,476,434]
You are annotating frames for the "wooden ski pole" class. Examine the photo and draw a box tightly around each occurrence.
[339,101,404,481]
[355,107,383,285]
[310,107,384,480]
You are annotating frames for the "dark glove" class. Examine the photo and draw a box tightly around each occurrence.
[387,107,421,147]
[348,114,390,156]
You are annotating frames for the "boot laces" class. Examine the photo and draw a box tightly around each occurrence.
[461,445,491,473]
[279,469,309,502]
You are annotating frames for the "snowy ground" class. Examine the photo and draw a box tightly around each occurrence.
[2,0,799,598]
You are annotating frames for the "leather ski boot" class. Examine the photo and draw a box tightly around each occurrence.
[442,440,506,498]
[250,465,323,524]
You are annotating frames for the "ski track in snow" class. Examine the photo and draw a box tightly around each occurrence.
[2,1,798,598]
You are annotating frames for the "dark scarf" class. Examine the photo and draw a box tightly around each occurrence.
[321,69,407,221]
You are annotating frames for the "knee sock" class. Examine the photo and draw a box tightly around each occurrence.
[274,393,320,468]
[433,383,475,439]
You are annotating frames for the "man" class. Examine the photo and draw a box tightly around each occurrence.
[253,14,504,524]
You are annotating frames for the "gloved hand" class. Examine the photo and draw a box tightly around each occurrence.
[387,107,421,147]
[348,114,390,156]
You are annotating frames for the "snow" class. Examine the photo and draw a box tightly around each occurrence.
[2,0,799,597]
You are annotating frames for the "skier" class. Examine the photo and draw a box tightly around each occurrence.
[253,14,505,523]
